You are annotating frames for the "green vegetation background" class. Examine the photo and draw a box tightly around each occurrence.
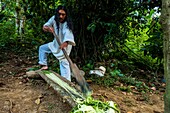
[0,0,162,92]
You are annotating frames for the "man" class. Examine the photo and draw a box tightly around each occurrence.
[38,5,75,81]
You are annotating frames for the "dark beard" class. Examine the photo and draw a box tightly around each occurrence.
[59,18,66,23]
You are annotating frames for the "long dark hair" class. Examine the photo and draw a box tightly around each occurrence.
[54,5,73,33]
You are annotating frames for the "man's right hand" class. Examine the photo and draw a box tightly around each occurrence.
[43,26,54,33]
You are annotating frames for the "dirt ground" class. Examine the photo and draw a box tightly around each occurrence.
[0,51,164,113]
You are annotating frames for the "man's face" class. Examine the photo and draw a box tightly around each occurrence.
[59,9,66,23]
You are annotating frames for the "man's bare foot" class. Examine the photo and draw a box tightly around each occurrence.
[40,65,48,70]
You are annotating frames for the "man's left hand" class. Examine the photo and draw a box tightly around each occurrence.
[60,42,68,49]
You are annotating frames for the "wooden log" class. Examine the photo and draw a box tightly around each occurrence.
[25,71,41,78]
[36,70,85,107]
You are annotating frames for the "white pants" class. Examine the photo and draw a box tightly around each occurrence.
[38,43,71,81]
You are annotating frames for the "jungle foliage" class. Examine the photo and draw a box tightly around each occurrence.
[0,0,162,77]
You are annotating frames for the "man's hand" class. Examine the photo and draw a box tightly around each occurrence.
[60,42,68,49]
[43,26,54,33]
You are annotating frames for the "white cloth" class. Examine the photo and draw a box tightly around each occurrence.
[44,16,75,60]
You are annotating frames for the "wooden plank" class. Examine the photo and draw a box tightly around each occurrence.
[36,70,85,107]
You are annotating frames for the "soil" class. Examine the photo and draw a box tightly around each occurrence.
[0,51,164,113]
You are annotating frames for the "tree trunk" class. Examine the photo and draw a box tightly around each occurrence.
[15,0,25,36]
[15,0,20,33]
[160,0,170,112]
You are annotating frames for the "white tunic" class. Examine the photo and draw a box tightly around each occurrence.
[44,16,75,60]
